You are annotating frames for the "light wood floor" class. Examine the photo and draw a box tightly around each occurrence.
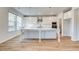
[0,36,79,51]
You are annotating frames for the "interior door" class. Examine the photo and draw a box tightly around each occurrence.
[76,9,79,40]
[63,19,71,36]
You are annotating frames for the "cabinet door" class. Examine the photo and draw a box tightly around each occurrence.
[42,17,53,28]
[41,31,45,39]
[24,30,39,38]
[44,30,56,39]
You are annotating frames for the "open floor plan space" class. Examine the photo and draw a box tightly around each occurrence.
[0,7,79,51]
[0,36,79,51]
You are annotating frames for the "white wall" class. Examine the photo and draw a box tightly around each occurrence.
[63,7,79,41]
[57,8,79,41]
[63,10,73,37]
[0,7,23,43]
[72,8,79,41]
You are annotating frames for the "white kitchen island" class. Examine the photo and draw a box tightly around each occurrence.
[20,28,60,42]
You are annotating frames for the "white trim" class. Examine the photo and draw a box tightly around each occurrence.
[61,12,64,36]
[71,8,79,41]
[57,18,60,42]
[71,39,79,41]
[71,9,74,41]
[0,33,21,44]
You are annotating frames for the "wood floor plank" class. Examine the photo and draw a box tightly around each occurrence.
[0,36,79,51]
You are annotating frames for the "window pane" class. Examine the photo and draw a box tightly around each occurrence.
[17,16,22,30]
[8,27,15,31]
[8,21,15,26]
[8,12,16,31]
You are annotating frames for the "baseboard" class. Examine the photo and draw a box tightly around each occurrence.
[71,37,79,41]
[0,33,21,44]
[71,39,79,41]
[62,36,71,38]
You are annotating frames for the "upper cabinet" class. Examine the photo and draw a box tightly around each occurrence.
[41,17,57,28]
[64,10,72,19]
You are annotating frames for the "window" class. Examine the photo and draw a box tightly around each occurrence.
[8,12,22,31]
[8,12,16,31]
[17,16,22,30]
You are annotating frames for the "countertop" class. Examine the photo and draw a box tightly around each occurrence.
[22,28,57,31]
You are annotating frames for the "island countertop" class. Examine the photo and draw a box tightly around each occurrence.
[22,28,57,31]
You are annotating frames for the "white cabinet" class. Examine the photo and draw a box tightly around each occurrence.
[44,30,56,39]
[23,29,57,39]
[23,30,39,38]
[64,10,72,19]
[42,17,52,28]
[41,31,45,38]
[24,16,57,28]
[42,17,57,28]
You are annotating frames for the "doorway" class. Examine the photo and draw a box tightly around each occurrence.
[63,18,72,37]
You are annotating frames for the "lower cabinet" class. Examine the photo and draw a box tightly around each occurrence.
[44,30,56,39]
[23,30,57,39]
[23,30,39,38]
[41,31,45,39]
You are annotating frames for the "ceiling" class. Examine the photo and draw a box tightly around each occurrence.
[14,7,71,16]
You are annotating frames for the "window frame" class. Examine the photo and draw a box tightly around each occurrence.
[8,12,22,32]
[8,12,17,32]
[16,16,22,30]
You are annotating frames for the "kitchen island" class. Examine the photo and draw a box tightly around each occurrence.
[20,28,60,42]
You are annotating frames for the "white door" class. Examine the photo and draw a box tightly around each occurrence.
[63,19,71,36]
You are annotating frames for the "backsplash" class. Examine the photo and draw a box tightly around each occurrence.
[23,16,57,28]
